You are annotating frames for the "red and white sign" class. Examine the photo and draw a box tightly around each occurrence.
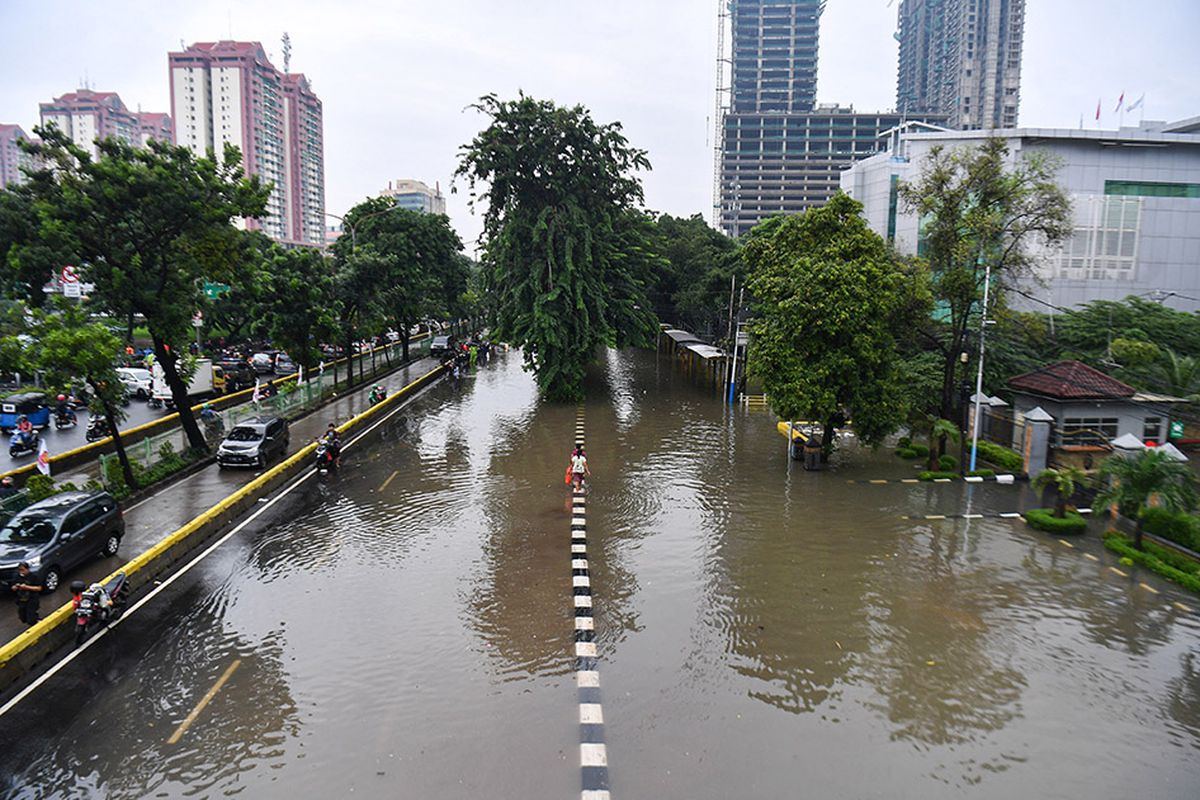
[60,265,79,283]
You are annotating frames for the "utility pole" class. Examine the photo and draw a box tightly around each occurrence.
[968,261,993,472]
[727,287,745,405]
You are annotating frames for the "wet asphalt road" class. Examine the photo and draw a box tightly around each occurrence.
[0,357,438,647]
[1,348,1197,799]
[3,401,161,468]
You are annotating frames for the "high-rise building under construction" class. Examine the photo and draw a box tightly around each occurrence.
[895,0,1025,130]
[715,0,946,236]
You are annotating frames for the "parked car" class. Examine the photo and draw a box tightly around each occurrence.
[115,367,152,399]
[215,360,257,393]
[430,336,456,357]
[273,353,296,375]
[216,415,290,470]
[250,352,276,375]
[0,491,124,593]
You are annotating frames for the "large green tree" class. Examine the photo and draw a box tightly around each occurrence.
[22,129,268,449]
[455,94,658,401]
[331,198,465,363]
[900,137,1071,420]
[745,193,931,457]
[0,182,75,307]
[29,302,138,489]
[252,242,337,376]
[645,213,742,339]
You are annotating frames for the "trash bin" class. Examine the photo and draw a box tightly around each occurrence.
[803,436,823,471]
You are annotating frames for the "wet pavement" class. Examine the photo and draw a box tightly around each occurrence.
[1,348,1198,799]
[0,357,438,647]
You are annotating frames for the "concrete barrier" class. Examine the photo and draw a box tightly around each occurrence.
[0,334,432,487]
[0,362,445,694]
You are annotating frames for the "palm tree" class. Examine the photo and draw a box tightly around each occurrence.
[1158,348,1200,402]
[926,416,960,471]
[1093,449,1198,549]
[1032,466,1088,518]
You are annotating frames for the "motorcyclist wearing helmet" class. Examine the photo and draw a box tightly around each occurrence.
[323,423,342,467]
[55,394,76,424]
[369,385,386,405]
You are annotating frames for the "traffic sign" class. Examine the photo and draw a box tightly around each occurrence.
[60,265,79,283]
[203,281,231,300]
[63,282,82,298]
[1170,420,1185,439]
[192,311,204,328]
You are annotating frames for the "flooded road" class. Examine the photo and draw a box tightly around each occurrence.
[2,348,1198,798]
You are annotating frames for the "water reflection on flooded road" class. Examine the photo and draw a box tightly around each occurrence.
[1,347,1197,799]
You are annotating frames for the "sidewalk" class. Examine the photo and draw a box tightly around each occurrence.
[0,356,440,646]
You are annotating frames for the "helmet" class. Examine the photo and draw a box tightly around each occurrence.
[57,394,66,402]
[202,403,211,410]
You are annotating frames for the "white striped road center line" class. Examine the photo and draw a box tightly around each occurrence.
[572,408,610,799]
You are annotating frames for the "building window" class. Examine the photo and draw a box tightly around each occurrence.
[1143,417,1163,442]
[1104,180,1200,199]
[1061,417,1119,443]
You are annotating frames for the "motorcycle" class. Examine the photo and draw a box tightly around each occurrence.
[85,417,112,442]
[54,408,78,429]
[201,414,225,443]
[315,440,337,475]
[368,387,387,406]
[70,573,129,645]
[9,429,39,458]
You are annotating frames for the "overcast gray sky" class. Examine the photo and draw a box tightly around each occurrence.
[2,0,1197,250]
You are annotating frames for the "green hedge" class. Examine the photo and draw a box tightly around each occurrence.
[897,437,912,449]
[967,469,995,478]
[1104,531,1200,594]
[939,454,959,471]
[910,444,930,458]
[1140,507,1200,552]
[1024,508,1088,534]
[918,471,959,481]
[896,447,920,459]
[975,440,1024,472]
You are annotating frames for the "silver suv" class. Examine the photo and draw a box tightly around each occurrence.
[216,416,290,469]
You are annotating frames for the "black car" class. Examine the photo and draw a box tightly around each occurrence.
[430,335,457,356]
[216,360,257,393]
[0,491,124,593]
[216,415,290,469]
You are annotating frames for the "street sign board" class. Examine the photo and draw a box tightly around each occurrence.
[1169,420,1185,439]
[192,311,204,328]
[60,265,79,283]
[63,282,82,298]
[203,281,231,300]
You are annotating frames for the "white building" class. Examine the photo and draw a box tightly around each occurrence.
[379,179,447,215]
[841,117,1200,312]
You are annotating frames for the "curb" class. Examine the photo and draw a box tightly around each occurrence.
[0,363,446,694]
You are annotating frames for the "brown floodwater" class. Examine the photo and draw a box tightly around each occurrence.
[1,347,1197,799]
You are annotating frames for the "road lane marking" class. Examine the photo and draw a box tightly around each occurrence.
[869,479,888,485]
[1084,553,1100,561]
[379,470,399,492]
[1139,582,1160,595]
[0,363,444,720]
[924,515,946,520]
[1058,539,1075,548]
[999,513,1022,519]
[1109,566,1129,577]
[1174,601,1193,613]
[167,659,241,745]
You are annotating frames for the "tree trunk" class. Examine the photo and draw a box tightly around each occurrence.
[1134,517,1145,550]
[821,417,836,463]
[1054,491,1067,518]
[401,330,410,363]
[91,379,138,491]
[345,329,357,389]
[927,429,939,471]
[151,334,206,451]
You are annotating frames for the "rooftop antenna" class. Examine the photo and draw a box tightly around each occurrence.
[282,32,292,73]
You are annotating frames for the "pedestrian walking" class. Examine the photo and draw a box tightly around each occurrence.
[569,445,590,491]
[10,562,44,627]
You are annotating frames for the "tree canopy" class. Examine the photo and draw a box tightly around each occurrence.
[20,128,268,449]
[745,193,931,455]
[455,94,658,401]
[644,213,742,339]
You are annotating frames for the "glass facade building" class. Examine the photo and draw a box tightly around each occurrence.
[717,0,946,236]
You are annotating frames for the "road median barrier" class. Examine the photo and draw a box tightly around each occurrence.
[0,362,446,696]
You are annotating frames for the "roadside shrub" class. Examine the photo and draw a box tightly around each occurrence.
[1024,507,1088,534]
[967,469,995,478]
[939,454,959,471]
[1140,507,1200,552]
[1104,531,1200,594]
[897,436,912,449]
[975,440,1023,472]
[910,444,930,458]
[24,474,58,502]
[918,471,959,481]
[895,447,920,459]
